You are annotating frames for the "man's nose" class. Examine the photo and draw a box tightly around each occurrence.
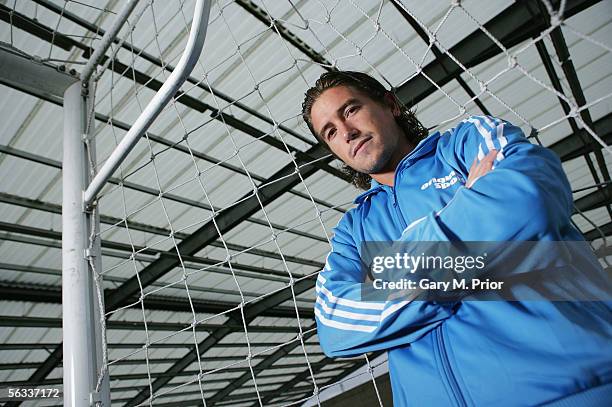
[341,123,359,142]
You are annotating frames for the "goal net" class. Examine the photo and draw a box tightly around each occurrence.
[0,0,610,406]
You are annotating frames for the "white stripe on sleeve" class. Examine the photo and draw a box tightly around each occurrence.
[315,308,377,332]
[467,117,495,152]
[318,284,385,311]
[316,297,381,322]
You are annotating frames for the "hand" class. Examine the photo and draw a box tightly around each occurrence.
[466,149,497,188]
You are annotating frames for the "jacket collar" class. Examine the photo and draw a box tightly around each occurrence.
[353,131,440,204]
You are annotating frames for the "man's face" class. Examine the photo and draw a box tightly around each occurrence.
[310,85,410,176]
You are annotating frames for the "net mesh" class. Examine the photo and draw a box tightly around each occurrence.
[0,0,611,406]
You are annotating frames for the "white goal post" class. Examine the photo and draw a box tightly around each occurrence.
[0,1,610,407]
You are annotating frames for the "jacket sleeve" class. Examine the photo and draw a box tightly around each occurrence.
[315,211,455,357]
[400,115,574,242]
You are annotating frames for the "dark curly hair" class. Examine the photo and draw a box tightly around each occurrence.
[302,71,428,190]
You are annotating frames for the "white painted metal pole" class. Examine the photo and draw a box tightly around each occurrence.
[62,81,96,406]
[80,0,140,83]
[83,0,212,206]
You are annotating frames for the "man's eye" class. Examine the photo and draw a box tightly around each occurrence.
[345,105,358,116]
[327,128,336,140]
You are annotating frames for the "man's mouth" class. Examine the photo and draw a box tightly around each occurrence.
[352,136,372,158]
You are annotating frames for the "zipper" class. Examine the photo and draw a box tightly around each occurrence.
[435,326,467,407]
[389,164,407,231]
[389,187,408,230]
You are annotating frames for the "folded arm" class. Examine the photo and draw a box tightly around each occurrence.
[401,116,573,242]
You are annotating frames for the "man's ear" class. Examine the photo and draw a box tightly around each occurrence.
[384,92,401,117]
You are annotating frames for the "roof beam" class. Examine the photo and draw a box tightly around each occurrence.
[2,372,316,390]
[583,221,612,241]
[234,0,332,68]
[388,0,491,116]
[0,4,347,182]
[0,191,326,268]
[525,0,611,219]
[394,0,600,107]
[0,233,292,284]
[0,353,324,372]
[574,185,612,213]
[111,384,316,406]
[206,327,317,405]
[0,144,328,245]
[108,370,296,393]
[201,385,315,404]
[0,281,314,319]
[0,316,300,333]
[0,341,299,351]
[0,221,297,279]
[257,351,383,406]
[110,353,323,366]
[3,361,350,386]
[20,137,328,400]
[0,261,313,301]
[595,244,612,259]
[548,112,612,161]
[30,0,316,147]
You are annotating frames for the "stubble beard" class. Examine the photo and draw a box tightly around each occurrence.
[358,140,395,175]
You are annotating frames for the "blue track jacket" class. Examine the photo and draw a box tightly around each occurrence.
[314,116,612,406]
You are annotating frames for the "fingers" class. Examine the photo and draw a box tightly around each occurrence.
[466,149,497,188]
[484,149,497,164]
[476,150,496,177]
[469,157,478,174]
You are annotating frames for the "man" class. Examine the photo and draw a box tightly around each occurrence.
[302,71,611,406]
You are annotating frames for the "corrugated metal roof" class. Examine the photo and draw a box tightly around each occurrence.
[1,0,611,405]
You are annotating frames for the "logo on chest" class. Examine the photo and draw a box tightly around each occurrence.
[420,170,462,190]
